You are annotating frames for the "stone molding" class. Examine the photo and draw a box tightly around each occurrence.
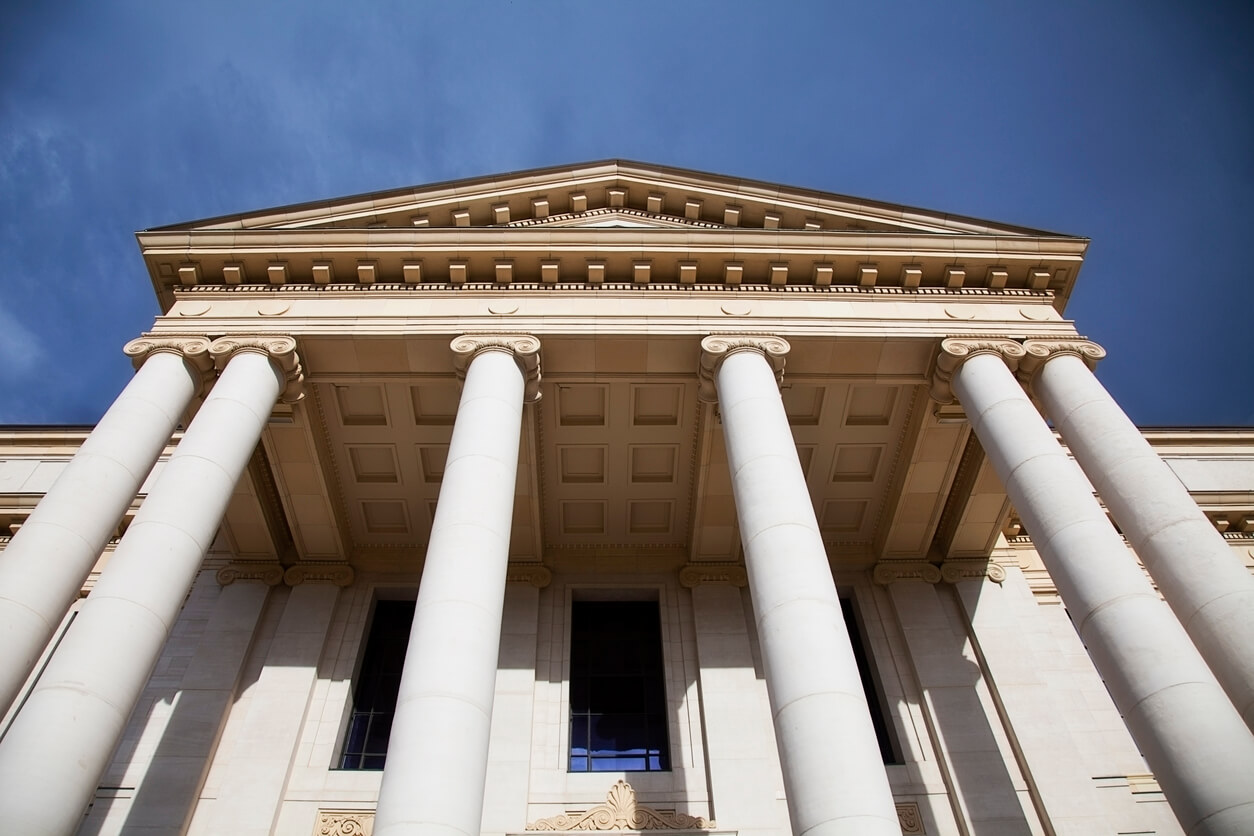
[123,335,215,393]
[314,809,373,835]
[208,335,305,403]
[216,561,284,587]
[525,780,715,831]
[678,563,749,588]
[450,333,542,403]
[929,337,1026,404]
[506,563,553,587]
[697,334,789,402]
[896,801,925,834]
[940,558,1007,584]
[1016,337,1106,391]
[284,563,355,587]
[872,560,942,585]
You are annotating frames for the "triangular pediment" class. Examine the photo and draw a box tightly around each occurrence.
[151,159,1061,238]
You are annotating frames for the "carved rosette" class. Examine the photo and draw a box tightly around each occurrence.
[1016,338,1106,391]
[123,335,215,392]
[929,337,1027,404]
[314,810,373,836]
[209,335,305,403]
[507,563,553,587]
[940,559,1007,585]
[526,780,715,831]
[450,333,543,403]
[285,563,355,587]
[678,563,749,588]
[216,561,285,587]
[697,334,790,403]
[872,561,942,585]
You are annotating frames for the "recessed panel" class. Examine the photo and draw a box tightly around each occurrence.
[418,445,449,483]
[559,446,607,484]
[562,501,606,535]
[831,445,884,482]
[411,383,460,425]
[629,445,678,483]
[347,445,400,483]
[820,500,867,532]
[628,500,673,534]
[783,385,824,425]
[845,386,897,426]
[631,384,681,426]
[558,385,608,426]
[361,500,409,534]
[335,385,388,426]
[795,445,815,477]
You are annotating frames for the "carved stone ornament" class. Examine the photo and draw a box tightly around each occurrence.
[896,801,925,835]
[929,337,1027,405]
[123,335,215,392]
[450,333,543,403]
[506,563,553,587]
[314,809,373,836]
[285,563,355,587]
[216,561,284,587]
[526,780,715,831]
[872,561,942,585]
[208,335,306,403]
[940,558,1007,585]
[678,563,748,588]
[697,334,790,403]
[1016,338,1106,390]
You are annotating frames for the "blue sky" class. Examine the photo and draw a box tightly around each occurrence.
[1,2,1251,425]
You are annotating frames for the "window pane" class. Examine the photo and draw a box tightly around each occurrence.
[338,600,415,770]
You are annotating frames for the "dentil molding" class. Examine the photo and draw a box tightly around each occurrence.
[208,335,306,403]
[525,780,715,831]
[929,337,1027,404]
[697,334,790,402]
[451,333,543,403]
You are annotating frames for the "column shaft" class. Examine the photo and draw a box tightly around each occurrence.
[373,347,527,836]
[0,349,284,834]
[952,351,1254,835]
[0,348,202,714]
[1034,351,1254,729]
[713,346,900,836]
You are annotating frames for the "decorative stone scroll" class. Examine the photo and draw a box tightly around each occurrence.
[697,334,789,403]
[896,801,925,834]
[209,335,305,403]
[507,563,553,587]
[285,563,355,587]
[1016,338,1106,391]
[940,559,1007,584]
[123,335,215,393]
[929,338,1026,404]
[525,780,715,831]
[314,809,373,835]
[451,333,543,403]
[216,561,284,587]
[872,561,942,585]
[678,563,748,588]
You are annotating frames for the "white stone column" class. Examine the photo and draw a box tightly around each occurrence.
[1021,339,1254,730]
[0,336,211,716]
[698,335,901,836]
[0,336,302,835]
[373,334,540,836]
[933,338,1254,835]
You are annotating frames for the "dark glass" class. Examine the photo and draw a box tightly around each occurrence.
[568,600,670,772]
[841,597,900,764]
[338,599,415,770]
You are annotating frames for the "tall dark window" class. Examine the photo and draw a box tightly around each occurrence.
[339,599,414,770]
[569,600,670,772]
[841,596,900,764]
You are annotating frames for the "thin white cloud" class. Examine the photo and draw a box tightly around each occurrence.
[0,303,46,378]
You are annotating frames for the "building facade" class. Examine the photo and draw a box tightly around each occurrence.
[1,161,1252,835]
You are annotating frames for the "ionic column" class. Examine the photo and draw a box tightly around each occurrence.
[373,334,540,836]
[0,336,303,834]
[932,338,1254,835]
[0,336,211,715]
[1021,339,1254,730]
[698,335,900,836]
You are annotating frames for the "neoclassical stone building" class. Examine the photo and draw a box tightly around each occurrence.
[1,161,1252,835]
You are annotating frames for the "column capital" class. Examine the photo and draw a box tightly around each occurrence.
[872,560,942,585]
[506,563,552,587]
[216,560,285,587]
[940,558,1007,584]
[284,562,354,587]
[123,335,215,390]
[930,337,1026,404]
[679,562,749,588]
[697,334,790,402]
[450,333,542,403]
[1017,338,1106,390]
[208,335,305,403]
